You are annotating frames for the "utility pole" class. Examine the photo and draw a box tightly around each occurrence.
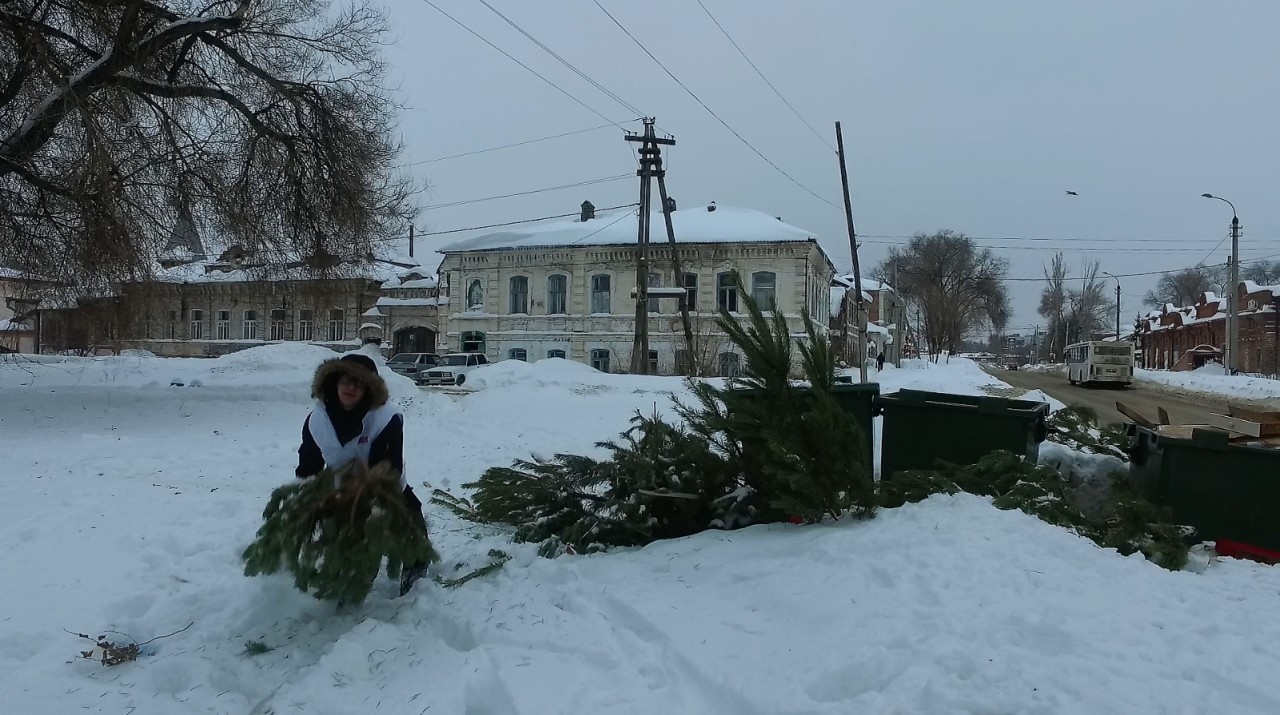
[625,118,679,374]
[408,224,415,258]
[1202,194,1240,375]
[835,121,867,383]
[892,260,901,367]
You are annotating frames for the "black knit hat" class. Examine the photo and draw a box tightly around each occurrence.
[339,353,378,375]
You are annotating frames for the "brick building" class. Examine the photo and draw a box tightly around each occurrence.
[1140,281,1280,375]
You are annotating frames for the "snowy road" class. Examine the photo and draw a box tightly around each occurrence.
[989,366,1236,425]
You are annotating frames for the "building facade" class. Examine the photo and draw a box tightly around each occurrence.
[436,203,836,375]
[1141,281,1280,375]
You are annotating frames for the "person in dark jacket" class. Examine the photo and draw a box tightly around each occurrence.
[876,351,886,372]
[297,352,429,596]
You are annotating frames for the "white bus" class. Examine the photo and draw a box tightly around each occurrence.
[1065,341,1135,387]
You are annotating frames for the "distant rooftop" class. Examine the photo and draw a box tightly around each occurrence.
[439,204,817,253]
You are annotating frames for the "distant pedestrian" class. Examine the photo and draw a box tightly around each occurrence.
[876,351,886,371]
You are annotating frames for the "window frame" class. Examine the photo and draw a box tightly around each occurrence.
[242,309,259,340]
[547,349,567,359]
[751,271,777,312]
[509,275,529,314]
[590,348,610,372]
[590,274,612,314]
[717,272,739,313]
[297,309,314,342]
[327,308,344,342]
[508,347,528,361]
[718,351,741,378]
[547,274,568,315]
[189,309,204,340]
[682,273,698,311]
[215,309,231,340]
[269,309,287,341]
[647,272,663,314]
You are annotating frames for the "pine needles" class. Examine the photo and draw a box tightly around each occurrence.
[242,462,439,604]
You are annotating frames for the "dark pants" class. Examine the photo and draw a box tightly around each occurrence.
[402,485,428,533]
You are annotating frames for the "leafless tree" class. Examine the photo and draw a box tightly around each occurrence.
[1,0,415,294]
[1241,260,1280,287]
[1037,252,1067,359]
[1065,259,1116,343]
[1142,267,1221,309]
[875,230,1010,361]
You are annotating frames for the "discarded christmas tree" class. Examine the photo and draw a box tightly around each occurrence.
[447,274,874,555]
[242,461,439,604]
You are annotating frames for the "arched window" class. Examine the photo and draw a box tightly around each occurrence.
[752,272,777,312]
[189,309,204,340]
[509,276,529,314]
[215,309,231,339]
[327,309,344,341]
[547,274,568,314]
[717,272,738,312]
[467,279,484,310]
[718,352,741,377]
[461,331,485,353]
[508,347,528,361]
[242,310,259,340]
[297,310,314,341]
[547,349,567,359]
[269,309,287,340]
[591,274,611,314]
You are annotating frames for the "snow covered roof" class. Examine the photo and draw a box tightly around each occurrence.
[1242,280,1280,295]
[376,296,447,308]
[835,274,894,294]
[439,205,817,253]
[150,258,402,285]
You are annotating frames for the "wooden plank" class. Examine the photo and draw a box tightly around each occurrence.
[1157,406,1171,425]
[1206,412,1262,437]
[1228,405,1280,424]
[1115,401,1155,429]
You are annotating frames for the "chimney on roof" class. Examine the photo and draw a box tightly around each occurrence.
[706,201,717,212]
[580,200,595,222]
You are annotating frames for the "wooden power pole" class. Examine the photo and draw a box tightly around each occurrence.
[625,118,692,374]
[835,121,868,383]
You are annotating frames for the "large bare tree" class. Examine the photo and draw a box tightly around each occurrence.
[875,230,1010,361]
[1142,267,1222,309]
[1,0,414,291]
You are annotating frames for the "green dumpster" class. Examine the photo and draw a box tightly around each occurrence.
[1126,425,1280,553]
[877,389,1049,479]
[732,380,880,472]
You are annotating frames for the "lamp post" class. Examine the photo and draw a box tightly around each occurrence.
[1103,271,1121,342]
[1201,194,1240,374]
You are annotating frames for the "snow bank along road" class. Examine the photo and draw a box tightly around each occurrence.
[3,348,1280,714]
[989,366,1248,425]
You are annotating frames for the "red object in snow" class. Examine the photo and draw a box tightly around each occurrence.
[1215,539,1280,565]
[787,515,804,525]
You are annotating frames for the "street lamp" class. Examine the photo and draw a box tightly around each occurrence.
[1103,271,1121,341]
[1201,193,1240,375]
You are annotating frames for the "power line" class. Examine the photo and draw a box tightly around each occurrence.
[570,206,636,245]
[400,121,639,167]
[590,0,840,209]
[693,0,835,154]
[422,174,633,209]
[859,239,1271,254]
[422,203,639,236]
[419,0,621,125]
[475,0,646,119]
[859,233,1273,244]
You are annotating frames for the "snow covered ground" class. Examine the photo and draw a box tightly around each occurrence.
[1136,365,1280,405]
[3,347,1279,714]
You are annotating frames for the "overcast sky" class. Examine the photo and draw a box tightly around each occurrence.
[379,0,1280,334]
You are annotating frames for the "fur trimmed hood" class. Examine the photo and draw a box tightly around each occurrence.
[311,354,390,408]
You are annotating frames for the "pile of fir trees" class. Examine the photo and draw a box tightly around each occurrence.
[879,450,1189,570]
[243,461,439,603]
[433,277,875,556]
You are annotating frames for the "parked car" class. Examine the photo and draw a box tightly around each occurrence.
[386,352,440,382]
[419,352,489,386]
